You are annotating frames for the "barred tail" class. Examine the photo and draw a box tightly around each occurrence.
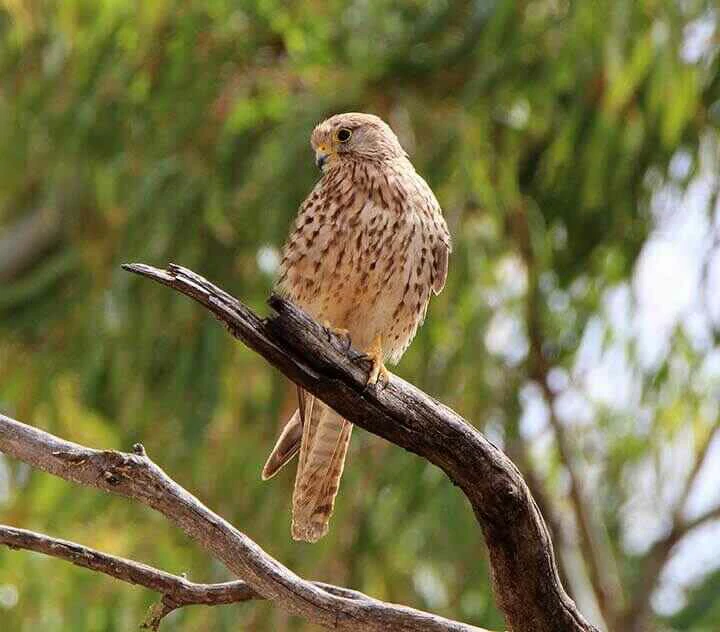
[291,391,353,542]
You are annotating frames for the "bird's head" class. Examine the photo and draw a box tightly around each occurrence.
[310,112,406,171]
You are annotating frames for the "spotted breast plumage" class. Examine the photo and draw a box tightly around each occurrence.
[262,112,451,542]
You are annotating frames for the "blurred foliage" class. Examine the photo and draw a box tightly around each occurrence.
[0,0,719,630]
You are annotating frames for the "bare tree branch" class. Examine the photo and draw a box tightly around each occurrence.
[675,420,720,523]
[618,502,720,632]
[0,414,491,632]
[678,504,720,538]
[0,525,372,631]
[115,262,597,632]
[619,420,720,631]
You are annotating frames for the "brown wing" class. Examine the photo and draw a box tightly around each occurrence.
[411,171,451,296]
[429,193,451,295]
[432,236,450,295]
[291,389,352,542]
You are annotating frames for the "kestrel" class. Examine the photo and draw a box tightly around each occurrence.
[262,112,451,542]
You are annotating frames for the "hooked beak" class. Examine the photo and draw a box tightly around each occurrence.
[315,144,332,170]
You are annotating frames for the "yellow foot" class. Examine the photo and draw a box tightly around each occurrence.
[362,335,391,387]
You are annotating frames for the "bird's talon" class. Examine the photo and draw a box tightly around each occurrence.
[323,321,351,350]
[369,364,391,389]
[377,368,391,390]
[340,334,352,352]
[364,354,390,388]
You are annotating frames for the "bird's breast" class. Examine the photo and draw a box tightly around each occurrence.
[277,162,434,354]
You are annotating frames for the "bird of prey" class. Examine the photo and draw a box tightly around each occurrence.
[262,112,451,542]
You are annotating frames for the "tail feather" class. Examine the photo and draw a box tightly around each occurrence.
[291,389,352,542]
[261,409,302,480]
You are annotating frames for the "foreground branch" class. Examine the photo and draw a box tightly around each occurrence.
[0,414,487,632]
[0,525,365,630]
[117,262,597,632]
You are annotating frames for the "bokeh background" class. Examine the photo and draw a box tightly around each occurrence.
[1,1,719,630]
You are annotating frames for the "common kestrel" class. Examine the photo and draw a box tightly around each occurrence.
[262,112,451,542]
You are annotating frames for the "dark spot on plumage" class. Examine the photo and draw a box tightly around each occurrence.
[377,187,387,207]
[313,504,334,517]
[336,248,346,267]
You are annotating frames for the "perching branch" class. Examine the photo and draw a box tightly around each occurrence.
[118,262,598,632]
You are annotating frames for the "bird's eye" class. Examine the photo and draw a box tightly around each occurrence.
[336,128,352,143]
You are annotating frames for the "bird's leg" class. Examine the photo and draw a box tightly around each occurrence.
[361,334,390,388]
[322,320,352,351]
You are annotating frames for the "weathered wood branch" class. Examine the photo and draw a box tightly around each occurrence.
[0,413,489,632]
[0,525,368,630]
[117,262,598,632]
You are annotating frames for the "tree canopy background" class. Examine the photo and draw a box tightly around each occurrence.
[1,1,719,630]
